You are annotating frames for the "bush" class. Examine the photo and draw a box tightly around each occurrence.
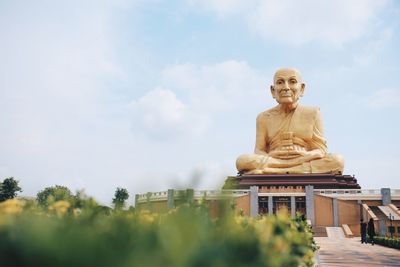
[374,236,400,249]
[0,199,315,267]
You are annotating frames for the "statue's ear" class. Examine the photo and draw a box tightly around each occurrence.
[300,83,305,97]
[270,85,275,98]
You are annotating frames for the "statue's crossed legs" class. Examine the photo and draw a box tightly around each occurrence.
[236,153,344,175]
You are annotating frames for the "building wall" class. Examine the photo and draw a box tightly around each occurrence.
[314,195,334,226]
[205,198,248,218]
[137,200,168,213]
[235,195,250,216]
[207,200,221,218]
[338,199,360,235]
[136,195,249,216]
[152,200,169,213]
[136,202,147,211]
[383,220,400,238]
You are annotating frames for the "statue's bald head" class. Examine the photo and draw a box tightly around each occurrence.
[270,67,305,105]
[273,68,303,84]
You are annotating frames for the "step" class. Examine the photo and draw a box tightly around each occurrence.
[313,226,328,237]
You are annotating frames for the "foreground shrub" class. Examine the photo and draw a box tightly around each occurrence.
[0,200,315,267]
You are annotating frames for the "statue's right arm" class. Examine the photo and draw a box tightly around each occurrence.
[254,113,269,156]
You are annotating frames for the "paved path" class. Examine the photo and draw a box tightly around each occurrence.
[315,237,400,266]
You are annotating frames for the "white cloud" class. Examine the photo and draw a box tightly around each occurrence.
[188,0,390,46]
[161,60,267,110]
[134,88,186,127]
[366,88,400,109]
[130,87,208,138]
[130,60,268,139]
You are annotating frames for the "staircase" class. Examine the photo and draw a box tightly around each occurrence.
[378,206,400,220]
[313,226,328,237]
[326,227,345,239]
[370,206,387,220]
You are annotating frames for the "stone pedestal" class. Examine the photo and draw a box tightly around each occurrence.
[223,173,360,190]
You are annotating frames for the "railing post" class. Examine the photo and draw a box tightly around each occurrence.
[167,189,175,210]
[186,188,194,204]
[135,194,139,208]
[381,188,391,205]
[305,185,315,226]
[250,186,259,217]
[146,192,152,211]
[268,196,273,215]
[333,198,339,227]
[291,196,296,219]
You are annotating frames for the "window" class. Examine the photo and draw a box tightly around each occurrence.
[258,197,269,214]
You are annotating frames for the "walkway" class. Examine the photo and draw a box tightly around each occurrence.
[315,237,400,266]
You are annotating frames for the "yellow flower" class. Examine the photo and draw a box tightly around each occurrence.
[234,216,244,224]
[139,210,158,224]
[73,208,82,217]
[48,200,71,216]
[0,199,24,215]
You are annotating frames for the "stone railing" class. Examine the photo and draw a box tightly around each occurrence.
[314,189,400,200]
[137,188,400,204]
[391,189,400,195]
[314,189,373,195]
[136,191,169,203]
[315,189,400,196]
[194,189,249,199]
[136,189,250,204]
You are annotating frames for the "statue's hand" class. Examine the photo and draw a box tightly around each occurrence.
[302,149,325,162]
[269,145,306,159]
[267,148,325,168]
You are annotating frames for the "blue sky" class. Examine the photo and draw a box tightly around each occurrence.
[1,0,399,205]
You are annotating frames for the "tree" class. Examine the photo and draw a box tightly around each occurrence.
[112,187,129,209]
[0,177,22,201]
[71,189,98,209]
[36,185,72,207]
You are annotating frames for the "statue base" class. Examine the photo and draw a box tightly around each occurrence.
[223,173,360,190]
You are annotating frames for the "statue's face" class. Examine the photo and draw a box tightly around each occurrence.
[271,69,305,104]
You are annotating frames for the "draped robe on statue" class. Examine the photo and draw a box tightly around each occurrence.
[236,105,344,174]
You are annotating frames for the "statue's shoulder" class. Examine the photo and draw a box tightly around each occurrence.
[256,106,281,127]
[260,106,280,117]
[297,105,320,115]
[296,105,321,121]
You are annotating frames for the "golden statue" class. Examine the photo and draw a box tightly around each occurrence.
[236,68,344,175]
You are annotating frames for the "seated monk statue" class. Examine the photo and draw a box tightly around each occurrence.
[236,68,344,175]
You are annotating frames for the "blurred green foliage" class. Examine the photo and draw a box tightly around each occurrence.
[0,198,315,267]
